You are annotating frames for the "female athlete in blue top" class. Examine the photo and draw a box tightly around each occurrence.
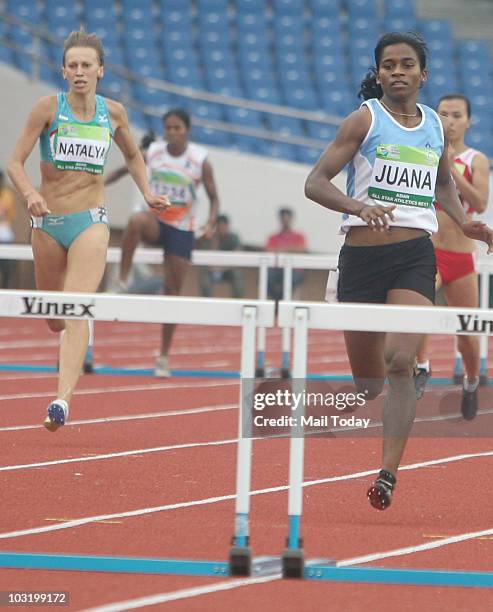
[8,28,169,431]
[305,32,493,510]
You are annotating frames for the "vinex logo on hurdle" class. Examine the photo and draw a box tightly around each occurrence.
[241,381,371,436]
[21,296,95,318]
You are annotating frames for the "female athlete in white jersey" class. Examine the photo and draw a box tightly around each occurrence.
[115,108,220,377]
[415,94,490,420]
[305,32,493,510]
[7,29,169,431]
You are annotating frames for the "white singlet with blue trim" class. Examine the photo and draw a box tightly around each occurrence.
[341,98,445,235]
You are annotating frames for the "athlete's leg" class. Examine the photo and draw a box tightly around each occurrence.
[119,211,160,285]
[31,229,67,332]
[443,272,479,379]
[382,288,432,475]
[343,331,385,399]
[443,272,480,419]
[58,223,109,405]
[159,253,190,359]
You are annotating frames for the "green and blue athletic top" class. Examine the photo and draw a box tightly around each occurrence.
[40,92,113,174]
[342,98,444,235]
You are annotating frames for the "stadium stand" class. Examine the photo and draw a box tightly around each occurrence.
[1,0,492,160]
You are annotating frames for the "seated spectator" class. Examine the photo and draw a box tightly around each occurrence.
[0,169,17,287]
[198,214,244,298]
[266,207,307,300]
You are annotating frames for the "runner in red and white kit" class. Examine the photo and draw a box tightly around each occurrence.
[415,94,490,419]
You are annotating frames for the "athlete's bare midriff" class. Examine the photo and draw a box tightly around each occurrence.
[345,225,428,246]
[39,161,105,214]
[432,209,475,253]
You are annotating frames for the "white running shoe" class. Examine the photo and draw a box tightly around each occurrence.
[43,399,69,432]
[154,355,171,378]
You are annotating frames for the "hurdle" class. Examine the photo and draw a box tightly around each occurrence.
[277,253,493,385]
[277,299,493,578]
[0,245,276,377]
[0,288,281,578]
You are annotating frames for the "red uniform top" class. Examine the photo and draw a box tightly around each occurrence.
[435,148,480,214]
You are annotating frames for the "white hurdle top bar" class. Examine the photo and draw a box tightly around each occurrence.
[0,290,275,327]
[278,301,493,336]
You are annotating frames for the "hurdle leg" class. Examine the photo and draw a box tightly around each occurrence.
[83,319,94,373]
[281,261,293,379]
[282,307,308,578]
[230,306,257,576]
[479,270,489,385]
[256,259,268,377]
[453,340,463,385]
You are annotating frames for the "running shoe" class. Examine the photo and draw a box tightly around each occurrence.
[414,366,431,400]
[367,470,396,510]
[43,400,69,432]
[154,355,171,378]
[461,388,478,421]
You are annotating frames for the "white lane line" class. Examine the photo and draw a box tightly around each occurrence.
[2,408,492,471]
[83,575,282,612]
[0,437,238,473]
[81,525,493,611]
[0,379,238,401]
[337,526,493,567]
[1,449,492,541]
[0,404,236,433]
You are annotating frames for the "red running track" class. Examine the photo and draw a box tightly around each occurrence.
[0,319,493,610]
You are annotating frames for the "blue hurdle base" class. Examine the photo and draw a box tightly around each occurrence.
[0,552,280,578]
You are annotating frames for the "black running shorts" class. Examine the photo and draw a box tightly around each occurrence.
[337,235,436,304]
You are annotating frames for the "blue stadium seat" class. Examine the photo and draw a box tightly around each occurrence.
[193,126,232,147]
[347,18,380,38]
[309,0,343,18]
[205,66,241,93]
[312,16,344,37]
[156,0,190,11]
[419,19,453,41]
[320,88,358,115]
[198,30,232,52]
[236,12,268,34]
[128,108,149,131]
[46,2,78,23]
[283,86,319,110]
[306,121,337,141]
[248,85,282,105]
[263,141,299,162]
[312,32,345,55]
[273,13,305,36]
[279,68,311,89]
[457,39,491,63]
[197,0,229,12]
[7,0,42,22]
[133,83,171,108]
[384,18,417,32]
[464,74,493,97]
[314,67,348,94]
[346,0,378,19]
[384,0,416,19]
[200,11,230,32]
[193,101,224,122]
[297,146,323,165]
[272,0,305,14]
[121,0,153,9]
[231,134,263,154]
[225,106,264,128]
[267,115,304,136]
[243,67,275,90]
[235,0,265,13]
[161,8,193,31]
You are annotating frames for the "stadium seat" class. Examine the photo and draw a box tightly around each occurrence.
[384,0,416,19]
[346,0,378,20]
[309,0,343,18]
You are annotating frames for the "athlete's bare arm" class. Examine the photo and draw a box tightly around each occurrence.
[305,107,395,229]
[200,159,220,239]
[7,96,56,215]
[107,99,169,212]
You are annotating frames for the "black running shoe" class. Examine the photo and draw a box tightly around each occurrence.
[414,366,431,400]
[367,470,396,510]
[461,388,478,421]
